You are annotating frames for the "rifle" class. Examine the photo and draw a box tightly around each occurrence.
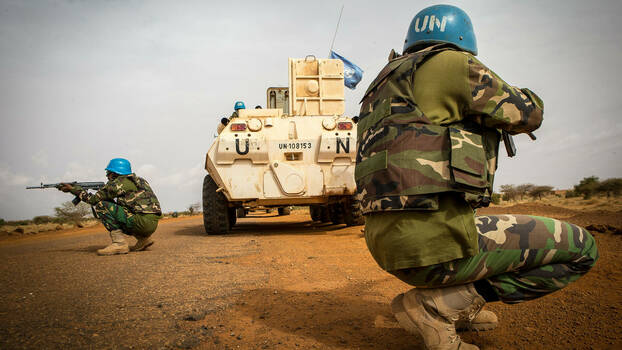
[502,131,537,157]
[26,182,105,205]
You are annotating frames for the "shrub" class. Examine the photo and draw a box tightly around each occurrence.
[54,201,91,225]
[565,190,578,198]
[33,215,54,224]
[491,193,501,205]
[6,220,31,226]
[500,184,518,202]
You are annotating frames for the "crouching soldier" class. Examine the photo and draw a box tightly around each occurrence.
[357,5,599,349]
[58,158,162,256]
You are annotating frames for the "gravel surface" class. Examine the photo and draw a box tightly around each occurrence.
[1,206,621,349]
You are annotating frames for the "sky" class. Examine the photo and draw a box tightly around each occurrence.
[1,0,621,220]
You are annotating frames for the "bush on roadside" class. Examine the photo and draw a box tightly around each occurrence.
[54,201,92,225]
[5,220,31,226]
[33,215,54,224]
[491,193,501,205]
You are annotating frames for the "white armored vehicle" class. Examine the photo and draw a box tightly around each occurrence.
[202,56,363,234]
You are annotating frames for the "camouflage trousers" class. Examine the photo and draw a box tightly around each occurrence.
[391,215,599,303]
[92,201,158,238]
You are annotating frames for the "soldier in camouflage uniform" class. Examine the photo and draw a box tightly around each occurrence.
[59,158,162,256]
[355,5,598,350]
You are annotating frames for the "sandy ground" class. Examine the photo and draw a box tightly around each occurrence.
[0,204,621,349]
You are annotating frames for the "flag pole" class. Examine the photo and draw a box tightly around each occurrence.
[329,5,344,55]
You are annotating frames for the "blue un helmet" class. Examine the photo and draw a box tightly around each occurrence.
[234,101,246,110]
[403,4,477,56]
[105,158,132,175]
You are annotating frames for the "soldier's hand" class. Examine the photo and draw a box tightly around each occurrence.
[58,183,73,192]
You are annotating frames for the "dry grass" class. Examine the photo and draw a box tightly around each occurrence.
[495,195,622,212]
[0,220,99,235]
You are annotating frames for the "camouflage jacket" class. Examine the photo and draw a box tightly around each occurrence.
[356,46,543,214]
[71,174,162,215]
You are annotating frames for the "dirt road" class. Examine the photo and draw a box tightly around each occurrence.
[1,206,621,349]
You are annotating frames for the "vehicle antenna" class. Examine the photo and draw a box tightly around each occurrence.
[329,5,344,55]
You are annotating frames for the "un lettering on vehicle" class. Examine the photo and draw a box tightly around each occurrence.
[335,137,350,154]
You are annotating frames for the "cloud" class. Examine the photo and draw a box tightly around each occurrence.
[31,149,49,167]
[135,163,157,179]
[60,161,105,182]
[0,165,32,189]
[157,163,204,189]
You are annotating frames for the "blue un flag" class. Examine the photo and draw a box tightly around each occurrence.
[330,51,363,90]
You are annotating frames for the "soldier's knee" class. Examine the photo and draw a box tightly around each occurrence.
[569,226,599,274]
[581,227,599,264]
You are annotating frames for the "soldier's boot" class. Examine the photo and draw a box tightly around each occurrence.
[130,236,154,252]
[391,283,485,350]
[455,308,498,332]
[97,229,129,256]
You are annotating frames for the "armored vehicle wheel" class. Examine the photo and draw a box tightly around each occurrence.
[344,196,364,226]
[320,206,331,223]
[309,205,322,221]
[236,207,246,218]
[278,207,291,216]
[228,207,237,228]
[329,203,345,224]
[202,175,231,234]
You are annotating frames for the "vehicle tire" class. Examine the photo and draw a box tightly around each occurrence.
[236,207,246,218]
[344,196,365,226]
[329,203,345,224]
[309,205,322,221]
[228,207,237,228]
[202,174,231,234]
[278,206,291,216]
[320,206,331,223]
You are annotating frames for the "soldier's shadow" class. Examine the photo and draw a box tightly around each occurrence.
[173,221,350,237]
[221,284,493,349]
[49,244,105,253]
[224,285,422,349]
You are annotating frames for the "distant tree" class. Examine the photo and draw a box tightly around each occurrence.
[54,201,91,225]
[188,203,201,215]
[515,183,535,200]
[0,218,5,225]
[574,176,600,199]
[500,184,518,202]
[529,185,554,200]
[596,178,622,197]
